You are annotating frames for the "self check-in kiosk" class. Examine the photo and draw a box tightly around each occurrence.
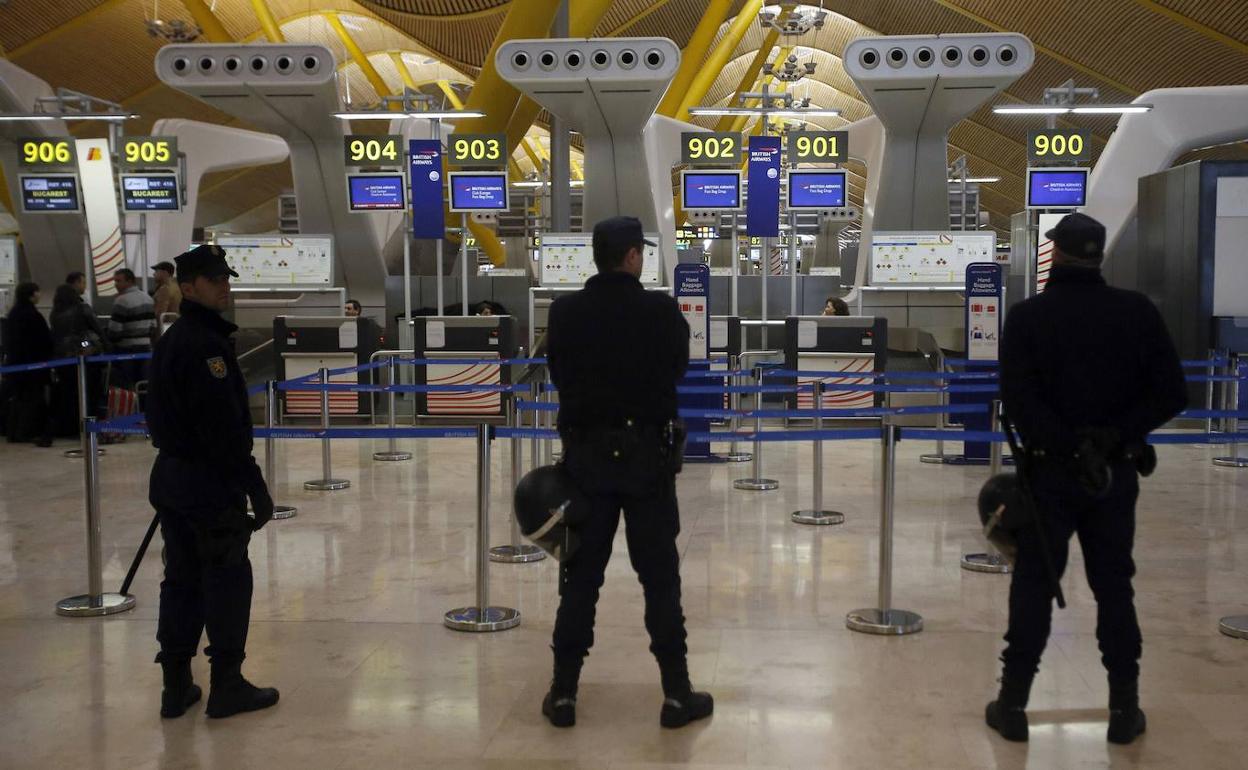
[273,315,382,417]
[783,316,888,411]
[408,315,518,418]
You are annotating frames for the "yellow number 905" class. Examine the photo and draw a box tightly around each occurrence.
[124,141,172,164]
[22,141,71,164]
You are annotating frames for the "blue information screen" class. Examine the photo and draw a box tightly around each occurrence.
[788,171,847,208]
[682,171,740,210]
[20,174,81,213]
[121,174,180,212]
[1027,169,1088,208]
[449,173,508,211]
[347,174,405,211]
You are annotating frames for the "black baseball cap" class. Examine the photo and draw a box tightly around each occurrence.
[175,244,238,283]
[151,261,175,273]
[1045,212,1106,262]
[592,216,656,254]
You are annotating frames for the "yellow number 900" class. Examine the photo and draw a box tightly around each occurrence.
[22,141,71,164]
[1034,133,1083,157]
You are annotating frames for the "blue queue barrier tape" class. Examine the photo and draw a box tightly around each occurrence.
[88,421,149,436]
[688,428,883,444]
[1180,409,1248,420]
[278,382,526,394]
[681,369,753,379]
[948,384,1000,394]
[902,429,1006,443]
[86,352,153,363]
[496,427,560,441]
[1148,432,1248,445]
[324,360,389,377]
[515,400,559,412]
[247,383,268,396]
[255,426,480,440]
[677,384,811,395]
[1186,374,1246,384]
[761,368,998,382]
[689,358,730,365]
[1181,358,1228,368]
[391,356,547,367]
[0,357,79,375]
[943,358,998,368]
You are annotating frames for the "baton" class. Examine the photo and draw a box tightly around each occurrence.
[1000,410,1067,610]
[119,511,160,596]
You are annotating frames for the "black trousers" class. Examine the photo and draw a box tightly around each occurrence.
[155,506,254,665]
[1002,459,1141,685]
[551,437,688,678]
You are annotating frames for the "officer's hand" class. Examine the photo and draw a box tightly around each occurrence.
[250,489,275,530]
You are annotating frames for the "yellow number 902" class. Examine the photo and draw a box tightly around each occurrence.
[688,136,735,159]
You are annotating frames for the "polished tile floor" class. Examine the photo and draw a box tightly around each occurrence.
[1,428,1246,769]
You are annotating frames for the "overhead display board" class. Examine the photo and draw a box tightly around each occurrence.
[870,231,996,286]
[448,133,507,168]
[120,136,178,168]
[680,170,742,211]
[215,234,334,286]
[1027,129,1090,164]
[787,130,848,164]
[540,232,662,286]
[346,173,406,211]
[19,174,82,213]
[448,171,508,211]
[680,132,742,166]
[1026,167,1089,209]
[17,137,76,169]
[787,170,847,208]
[344,134,402,167]
[120,173,181,212]
[0,236,17,285]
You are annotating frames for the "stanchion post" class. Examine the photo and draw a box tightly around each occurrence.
[264,381,297,520]
[529,381,540,471]
[962,400,1010,573]
[55,418,136,617]
[1214,353,1247,468]
[846,421,922,635]
[374,356,412,462]
[725,354,751,462]
[304,367,350,491]
[63,350,104,459]
[542,369,554,465]
[734,366,778,490]
[1206,348,1216,435]
[445,424,522,631]
[489,393,546,563]
[792,383,845,525]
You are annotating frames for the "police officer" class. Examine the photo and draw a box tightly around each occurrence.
[542,216,712,729]
[147,245,279,719]
[987,212,1187,744]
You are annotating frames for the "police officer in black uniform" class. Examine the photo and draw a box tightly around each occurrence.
[987,213,1187,744]
[147,245,279,719]
[542,216,712,729]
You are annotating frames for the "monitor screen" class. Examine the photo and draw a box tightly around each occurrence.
[681,171,741,210]
[346,173,406,211]
[20,174,81,213]
[1026,168,1089,209]
[449,172,508,212]
[788,171,847,208]
[121,173,181,212]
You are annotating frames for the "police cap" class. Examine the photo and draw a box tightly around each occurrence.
[592,216,656,256]
[151,260,176,274]
[175,244,239,284]
[1045,212,1106,262]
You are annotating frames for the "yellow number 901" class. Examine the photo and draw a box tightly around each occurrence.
[795,134,837,159]
[22,141,71,164]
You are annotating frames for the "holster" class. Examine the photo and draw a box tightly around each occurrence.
[661,419,687,475]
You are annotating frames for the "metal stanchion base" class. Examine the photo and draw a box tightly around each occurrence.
[961,552,1011,573]
[443,606,521,632]
[734,478,779,491]
[791,509,845,526]
[373,450,413,461]
[56,592,136,617]
[918,454,1014,467]
[845,608,923,636]
[303,479,350,491]
[63,448,105,459]
[1213,457,1248,468]
[684,455,727,464]
[273,505,297,520]
[1219,615,1248,640]
[489,544,547,563]
[721,451,753,463]
[919,453,949,464]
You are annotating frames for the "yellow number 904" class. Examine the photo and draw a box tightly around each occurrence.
[349,139,398,163]
[22,141,71,164]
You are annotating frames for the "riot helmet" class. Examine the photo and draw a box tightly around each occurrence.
[513,464,588,561]
[977,472,1032,564]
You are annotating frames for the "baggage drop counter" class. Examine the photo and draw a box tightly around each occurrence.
[274,315,382,417]
[783,316,888,410]
[410,315,518,418]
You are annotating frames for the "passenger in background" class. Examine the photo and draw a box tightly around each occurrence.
[2,282,54,446]
[822,297,850,316]
[344,299,361,317]
[50,284,109,433]
[152,261,182,323]
[108,268,156,389]
[66,271,87,297]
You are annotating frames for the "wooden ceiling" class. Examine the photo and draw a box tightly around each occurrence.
[1,0,1246,237]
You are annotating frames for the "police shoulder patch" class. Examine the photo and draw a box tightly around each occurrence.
[207,356,227,379]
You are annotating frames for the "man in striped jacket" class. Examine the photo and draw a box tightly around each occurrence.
[108,268,156,388]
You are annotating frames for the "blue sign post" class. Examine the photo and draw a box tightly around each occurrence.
[746,136,781,237]
[958,263,1004,462]
[409,139,444,239]
[675,263,715,461]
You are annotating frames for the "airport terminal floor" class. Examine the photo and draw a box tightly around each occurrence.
[1,432,1245,769]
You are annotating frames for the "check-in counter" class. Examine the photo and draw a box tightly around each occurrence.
[783,315,888,410]
[409,315,518,417]
[273,315,382,416]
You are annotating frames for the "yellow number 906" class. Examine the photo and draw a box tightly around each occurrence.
[22,141,71,164]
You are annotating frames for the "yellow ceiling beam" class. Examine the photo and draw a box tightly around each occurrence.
[179,0,235,43]
[606,0,678,36]
[520,138,543,169]
[459,0,563,135]
[657,0,735,117]
[8,0,130,59]
[713,9,792,132]
[436,79,465,109]
[0,168,15,220]
[325,13,397,108]
[249,0,286,43]
[675,0,765,123]
[1130,0,1248,56]
[389,52,419,91]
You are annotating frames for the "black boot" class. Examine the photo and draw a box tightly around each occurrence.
[205,659,279,719]
[658,663,713,729]
[985,673,1033,742]
[1107,680,1147,745]
[542,658,579,728]
[159,658,202,719]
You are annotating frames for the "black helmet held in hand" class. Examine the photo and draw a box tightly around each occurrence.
[514,465,588,561]
[977,472,1033,564]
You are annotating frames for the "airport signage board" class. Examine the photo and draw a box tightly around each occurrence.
[448,171,508,212]
[17,137,76,170]
[1026,167,1089,209]
[965,262,1002,362]
[787,130,848,164]
[448,133,507,168]
[344,135,403,167]
[409,139,445,238]
[681,170,742,211]
[674,263,710,360]
[120,136,179,168]
[19,173,82,213]
[346,173,406,211]
[746,135,781,237]
[787,170,847,209]
[1027,129,1090,163]
[120,172,181,212]
[680,132,742,166]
